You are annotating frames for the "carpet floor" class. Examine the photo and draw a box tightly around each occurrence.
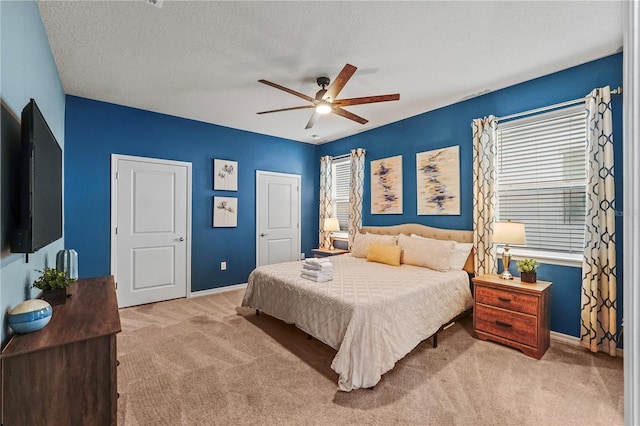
[117,289,623,426]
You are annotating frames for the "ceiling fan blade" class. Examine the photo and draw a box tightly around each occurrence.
[322,64,357,102]
[332,107,368,125]
[333,94,400,107]
[258,79,316,103]
[305,111,320,129]
[257,105,315,115]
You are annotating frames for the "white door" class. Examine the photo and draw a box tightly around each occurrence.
[256,171,301,266]
[111,154,192,308]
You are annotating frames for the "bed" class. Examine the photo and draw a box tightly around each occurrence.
[241,224,475,391]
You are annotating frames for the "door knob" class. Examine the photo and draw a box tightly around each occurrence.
[260,233,268,237]
[176,237,185,241]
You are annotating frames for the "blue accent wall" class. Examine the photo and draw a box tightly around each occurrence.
[0,0,66,346]
[64,96,318,292]
[319,53,624,339]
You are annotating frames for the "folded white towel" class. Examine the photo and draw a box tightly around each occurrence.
[301,269,332,278]
[300,272,332,282]
[302,263,333,271]
[304,258,331,266]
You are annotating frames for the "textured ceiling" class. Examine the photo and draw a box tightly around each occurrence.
[37,1,623,144]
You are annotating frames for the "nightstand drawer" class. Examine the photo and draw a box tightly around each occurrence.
[475,304,537,347]
[475,285,538,316]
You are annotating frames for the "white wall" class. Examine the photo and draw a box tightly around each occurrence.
[0,0,66,345]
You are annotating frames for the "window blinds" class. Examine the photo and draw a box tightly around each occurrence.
[332,158,351,232]
[497,105,587,254]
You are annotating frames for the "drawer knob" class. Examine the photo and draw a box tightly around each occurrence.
[495,320,513,328]
[498,296,511,302]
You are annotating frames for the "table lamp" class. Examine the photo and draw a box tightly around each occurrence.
[323,217,340,250]
[493,220,526,280]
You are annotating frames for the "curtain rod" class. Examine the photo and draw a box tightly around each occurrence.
[332,153,350,160]
[497,86,623,122]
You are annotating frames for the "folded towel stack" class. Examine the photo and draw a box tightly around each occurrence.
[301,258,333,282]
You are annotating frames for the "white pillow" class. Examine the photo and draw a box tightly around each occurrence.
[351,233,398,258]
[398,234,454,272]
[410,234,472,270]
[450,242,473,270]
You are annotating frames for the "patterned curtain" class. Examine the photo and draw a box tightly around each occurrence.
[319,156,333,249]
[581,86,617,356]
[472,116,498,275]
[348,148,366,250]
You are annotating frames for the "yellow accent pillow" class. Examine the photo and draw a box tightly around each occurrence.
[367,243,402,266]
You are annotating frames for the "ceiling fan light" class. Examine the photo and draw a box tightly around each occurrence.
[316,103,332,114]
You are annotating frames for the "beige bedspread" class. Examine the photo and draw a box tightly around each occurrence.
[241,254,473,391]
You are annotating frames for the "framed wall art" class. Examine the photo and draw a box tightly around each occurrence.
[371,155,403,214]
[214,159,237,191]
[213,196,237,227]
[416,146,460,215]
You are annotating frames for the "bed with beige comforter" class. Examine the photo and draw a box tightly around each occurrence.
[241,254,473,391]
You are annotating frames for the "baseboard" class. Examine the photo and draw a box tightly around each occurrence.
[189,283,248,298]
[551,330,624,357]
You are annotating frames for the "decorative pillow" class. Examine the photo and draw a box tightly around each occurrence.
[398,234,454,271]
[410,233,472,270]
[367,243,402,266]
[351,233,398,258]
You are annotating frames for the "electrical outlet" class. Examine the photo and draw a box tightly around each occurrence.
[300,252,305,260]
[221,261,227,271]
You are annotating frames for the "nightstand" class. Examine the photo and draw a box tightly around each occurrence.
[472,274,552,359]
[311,248,349,258]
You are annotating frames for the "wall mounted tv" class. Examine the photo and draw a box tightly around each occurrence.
[11,99,62,253]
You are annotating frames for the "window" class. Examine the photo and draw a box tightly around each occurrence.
[331,156,350,235]
[496,105,587,262]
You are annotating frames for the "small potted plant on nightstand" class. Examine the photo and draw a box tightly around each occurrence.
[516,258,540,283]
[33,267,75,305]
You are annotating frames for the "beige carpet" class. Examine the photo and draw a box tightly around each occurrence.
[117,289,623,426]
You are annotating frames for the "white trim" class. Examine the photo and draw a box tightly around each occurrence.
[550,331,624,358]
[624,1,640,423]
[497,247,581,268]
[189,283,247,298]
[255,170,302,267]
[110,154,193,300]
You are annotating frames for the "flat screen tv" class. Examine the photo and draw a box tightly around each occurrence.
[11,99,62,253]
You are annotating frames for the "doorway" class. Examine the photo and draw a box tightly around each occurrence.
[111,154,192,308]
[256,171,301,266]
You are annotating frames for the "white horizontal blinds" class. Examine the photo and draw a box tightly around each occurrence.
[332,157,351,232]
[497,105,587,254]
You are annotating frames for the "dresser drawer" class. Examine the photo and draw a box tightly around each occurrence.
[475,285,538,315]
[475,304,537,347]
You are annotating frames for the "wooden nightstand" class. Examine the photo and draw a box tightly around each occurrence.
[472,274,552,359]
[311,248,349,258]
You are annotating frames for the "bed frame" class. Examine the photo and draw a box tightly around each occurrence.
[361,223,475,348]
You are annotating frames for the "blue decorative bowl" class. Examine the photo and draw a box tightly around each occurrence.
[8,299,53,334]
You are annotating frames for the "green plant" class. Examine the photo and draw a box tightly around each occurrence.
[516,258,540,273]
[32,268,75,290]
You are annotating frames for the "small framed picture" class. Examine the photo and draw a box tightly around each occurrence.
[213,196,237,227]
[214,159,237,191]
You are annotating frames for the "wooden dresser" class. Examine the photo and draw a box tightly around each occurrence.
[2,276,121,425]
[472,274,552,359]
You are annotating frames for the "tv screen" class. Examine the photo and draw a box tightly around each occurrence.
[11,99,62,253]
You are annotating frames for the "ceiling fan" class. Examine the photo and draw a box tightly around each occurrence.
[257,64,400,129]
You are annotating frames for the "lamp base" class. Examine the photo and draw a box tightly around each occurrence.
[500,270,514,280]
[501,245,514,280]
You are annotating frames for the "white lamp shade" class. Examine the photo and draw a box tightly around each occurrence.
[493,221,526,245]
[323,217,340,232]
